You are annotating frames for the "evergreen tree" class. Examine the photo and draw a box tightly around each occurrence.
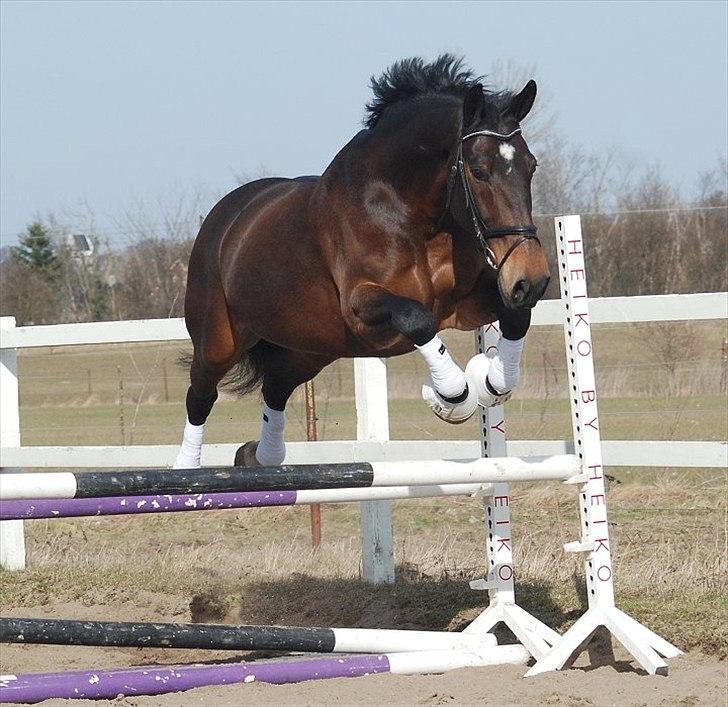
[11,222,60,281]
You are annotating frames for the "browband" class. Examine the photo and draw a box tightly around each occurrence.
[462,127,522,142]
[441,125,539,271]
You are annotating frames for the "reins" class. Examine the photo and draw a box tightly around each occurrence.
[445,127,540,271]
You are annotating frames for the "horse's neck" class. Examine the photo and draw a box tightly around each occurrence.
[365,101,461,224]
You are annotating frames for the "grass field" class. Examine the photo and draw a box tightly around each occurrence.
[1,318,726,665]
[13,319,727,446]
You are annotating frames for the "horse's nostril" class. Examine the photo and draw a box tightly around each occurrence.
[534,275,550,301]
[512,279,531,305]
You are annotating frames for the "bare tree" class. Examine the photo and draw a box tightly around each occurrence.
[109,187,212,319]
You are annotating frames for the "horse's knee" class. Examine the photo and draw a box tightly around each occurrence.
[347,287,436,346]
[387,297,436,345]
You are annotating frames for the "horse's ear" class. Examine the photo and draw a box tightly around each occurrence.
[463,83,485,130]
[504,80,537,123]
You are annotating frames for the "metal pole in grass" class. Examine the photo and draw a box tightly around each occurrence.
[162,358,169,403]
[304,379,322,548]
[116,366,125,444]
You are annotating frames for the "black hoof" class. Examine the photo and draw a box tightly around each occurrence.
[234,441,260,467]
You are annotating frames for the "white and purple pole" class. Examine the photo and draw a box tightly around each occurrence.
[0,644,528,703]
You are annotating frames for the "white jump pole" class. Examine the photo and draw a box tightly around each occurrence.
[464,322,561,659]
[526,216,682,676]
[0,456,580,501]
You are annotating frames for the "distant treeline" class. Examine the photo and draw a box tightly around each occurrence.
[1,155,725,327]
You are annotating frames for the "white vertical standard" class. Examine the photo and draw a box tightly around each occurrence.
[355,357,395,584]
[526,215,682,676]
[465,323,560,660]
[0,317,26,570]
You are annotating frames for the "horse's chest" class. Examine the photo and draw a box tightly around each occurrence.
[425,232,480,297]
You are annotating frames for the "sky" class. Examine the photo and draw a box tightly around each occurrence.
[1,0,726,247]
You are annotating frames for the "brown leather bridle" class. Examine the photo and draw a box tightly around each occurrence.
[445,127,540,271]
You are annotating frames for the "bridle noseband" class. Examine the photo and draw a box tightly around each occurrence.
[445,126,540,271]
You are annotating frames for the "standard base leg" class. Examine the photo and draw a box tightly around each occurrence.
[464,602,561,661]
[526,606,681,677]
[612,607,683,659]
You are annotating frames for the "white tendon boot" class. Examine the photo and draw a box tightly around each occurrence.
[173,418,204,469]
[465,336,525,408]
[421,376,478,423]
[254,403,286,466]
[418,335,478,424]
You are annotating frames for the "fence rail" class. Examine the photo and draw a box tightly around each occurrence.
[1,290,727,571]
[2,440,725,469]
[2,293,725,350]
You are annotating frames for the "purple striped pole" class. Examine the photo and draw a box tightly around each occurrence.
[0,655,390,703]
[0,491,297,520]
[0,483,489,521]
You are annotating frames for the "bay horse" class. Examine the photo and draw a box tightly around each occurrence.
[174,55,550,470]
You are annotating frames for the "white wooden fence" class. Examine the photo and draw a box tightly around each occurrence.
[1,292,726,573]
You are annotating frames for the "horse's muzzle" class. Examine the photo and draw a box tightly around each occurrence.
[509,275,550,309]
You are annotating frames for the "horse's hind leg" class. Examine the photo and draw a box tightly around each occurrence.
[174,320,258,468]
[236,346,332,467]
[174,353,232,469]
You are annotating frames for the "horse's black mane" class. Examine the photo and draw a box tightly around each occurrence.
[365,54,512,129]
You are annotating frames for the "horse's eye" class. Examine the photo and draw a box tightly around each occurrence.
[471,166,490,182]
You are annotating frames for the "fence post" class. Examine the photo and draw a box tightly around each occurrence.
[355,357,394,584]
[0,317,26,570]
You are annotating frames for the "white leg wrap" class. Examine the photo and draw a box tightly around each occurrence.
[415,335,467,399]
[465,335,525,409]
[173,419,204,469]
[255,403,286,466]
[418,335,476,424]
[487,336,524,393]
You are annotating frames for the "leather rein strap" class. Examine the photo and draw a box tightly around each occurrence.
[446,127,540,271]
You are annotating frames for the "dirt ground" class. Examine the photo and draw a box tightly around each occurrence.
[1,599,725,706]
[1,477,726,705]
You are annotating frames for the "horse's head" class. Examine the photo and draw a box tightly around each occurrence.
[451,81,550,310]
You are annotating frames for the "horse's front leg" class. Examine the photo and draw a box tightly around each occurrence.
[466,307,531,408]
[347,283,477,423]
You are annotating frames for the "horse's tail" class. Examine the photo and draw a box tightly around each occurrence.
[221,340,275,396]
[178,340,276,397]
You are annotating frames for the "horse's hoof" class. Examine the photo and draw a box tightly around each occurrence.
[465,354,513,408]
[421,377,478,424]
[234,441,261,467]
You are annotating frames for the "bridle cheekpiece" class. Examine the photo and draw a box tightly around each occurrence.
[445,126,540,271]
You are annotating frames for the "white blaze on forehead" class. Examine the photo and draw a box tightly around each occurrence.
[499,142,515,161]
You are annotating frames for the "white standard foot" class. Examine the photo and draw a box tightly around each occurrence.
[255,403,286,465]
[173,419,204,469]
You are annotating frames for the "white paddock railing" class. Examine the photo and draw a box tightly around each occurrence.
[0,291,726,573]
